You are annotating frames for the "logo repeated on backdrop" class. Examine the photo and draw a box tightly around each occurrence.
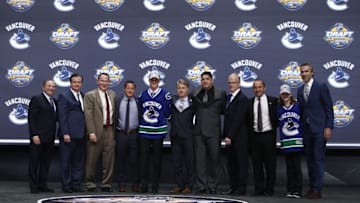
[95,61,124,87]
[49,59,79,87]
[185,0,216,11]
[184,21,216,49]
[6,61,35,87]
[230,59,261,88]
[50,23,80,49]
[140,23,170,49]
[323,60,354,88]
[186,61,216,86]
[53,0,76,12]
[139,59,170,87]
[6,0,36,12]
[235,0,258,11]
[94,0,125,12]
[277,0,307,11]
[333,100,355,128]
[327,0,349,11]
[143,0,166,11]
[323,23,354,49]
[94,21,125,49]
[5,22,35,50]
[4,97,30,125]
[277,21,308,49]
[278,61,303,88]
[232,22,262,49]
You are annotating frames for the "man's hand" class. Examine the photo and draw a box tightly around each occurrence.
[224,137,232,146]
[63,134,71,143]
[89,133,97,143]
[32,135,41,145]
[324,128,332,141]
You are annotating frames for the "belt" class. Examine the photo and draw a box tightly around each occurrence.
[116,128,138,135]
[103,124,113,128]
[254,130,272,135]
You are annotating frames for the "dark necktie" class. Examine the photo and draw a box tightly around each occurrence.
[77,93,83,111]
[257,97,263,132]
[203,91,208,103]
[49,97,55,112]
[226,94,232,108]
[125,99,130,132]
[105,91,110,128]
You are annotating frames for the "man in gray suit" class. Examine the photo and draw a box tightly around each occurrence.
[191,72,226,194]
[84,73,117,192]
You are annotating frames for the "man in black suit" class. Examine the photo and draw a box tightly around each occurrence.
[250,79,278,196]
[28,80,57,193]
[191,72,226,194]
[57,73,86,193]
[222,73,250,196]
[169,79,194,194]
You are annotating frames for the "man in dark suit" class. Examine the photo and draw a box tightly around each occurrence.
[169,79,194,194]
[57,73,86,193]
[191,71,226,194]
[222,73,250,196]
[28,80,57,193]
[114,80,140,193]
[250,79,278,196]
[297,63,334,199]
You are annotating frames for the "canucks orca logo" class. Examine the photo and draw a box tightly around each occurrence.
[95,61,124,87]
[9,29,31,50]
[9,104,29,125]
[185,0,216,11]
[277,0,307,11]
[232,23,262,49]
[98,28,120,49]
[278,61,303,88]
[281,28,304,49]
[143,66,166,87]
[189,28,212,49]
[324,23,354,49]
[143,0,166,11]
[186,61,216,86]
[235,0,257,11]
[282,118,300,136]
[333,100,355,128]
[143,106,160,123]
[327,0,348,11]
[6,0,36,12]
[6,61,35,87]
[140,23,170,49]
[53,0,76,12]
[50,23,79,49]
[53,66,73,87]
[95,0,125,12]
[237,66,258,88]
[328,67,350,88]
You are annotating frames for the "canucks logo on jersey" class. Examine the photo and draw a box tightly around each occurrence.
[50,23,80,49]
[6,61,35,87]
[143,0,166,11]
[6,0,36,12]
[282,118,300,136]
[232,22,262,49]
[94,0,125,12]
[185,0,216,11]
[327,0,348,11]
[186,61,216,86]
[53,0,76,12]
[278,61,303,88]
[140,23,170,49]
[143,66,166,87]
[333,100,355,128]
[324,23,354,49]
[235,0,257,11]
[95,61,124,87]
[277,0,307,11]
[5,97,30,125]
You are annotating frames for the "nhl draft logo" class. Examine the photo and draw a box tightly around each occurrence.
[185,21,216,49]
[5,22,35,50]
[139,59,170,87]
[4,97,30,125]
[53,0,76,12]
[6,0,36,12]
[143,0,166,11]
[94,21,125,49]
[49,59,79,87]
[327,0,348,11]
[185,0,216,11]
[324,60,354,88]
[235,0,258,11]
[231,59,261,88]
[324,23,354,49]
[333,100,355,128]
[140,23,170,49]
[50,23,80,49]
[277,0,307,11]
[232,23,262,49]
[278,61,303,88]
[6,61,35,87]
[95,61,124,87]
[186,61,216,86]
[277,21,308,49]
[94,0,125,12]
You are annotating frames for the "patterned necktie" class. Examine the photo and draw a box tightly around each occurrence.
[105,91,110,127]
[257,97,263,132]
[304,84,310,102]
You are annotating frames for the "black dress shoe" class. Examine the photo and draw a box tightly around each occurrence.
[30,188,39,194]
[71,188,85,192]
[209,188,217,194]
[221,188,236,195]
[40,187,55,193]
[101,187,113,192]
[196,189,207,194]
[63,188,73,193]
[252,191,264,196]
[87,187,97,192]
[151,185,159,193]
[140,184,148,193]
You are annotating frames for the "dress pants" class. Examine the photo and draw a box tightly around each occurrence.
[285,151,303,193]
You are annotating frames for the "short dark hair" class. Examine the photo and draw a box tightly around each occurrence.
[124,80,136,88]
[300,62,314,74]
[69,73,83,82]
[42,79,54,87]
[201,71,213,79]
[97,72,110,80]
[253,79,266,87]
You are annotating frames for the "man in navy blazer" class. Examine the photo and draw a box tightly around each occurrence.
[57,73,86,193]
[297,63,334,199]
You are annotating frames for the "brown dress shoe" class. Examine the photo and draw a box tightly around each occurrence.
[306,191,322,199]
[170,187,182,193]
[182,187,192,194]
